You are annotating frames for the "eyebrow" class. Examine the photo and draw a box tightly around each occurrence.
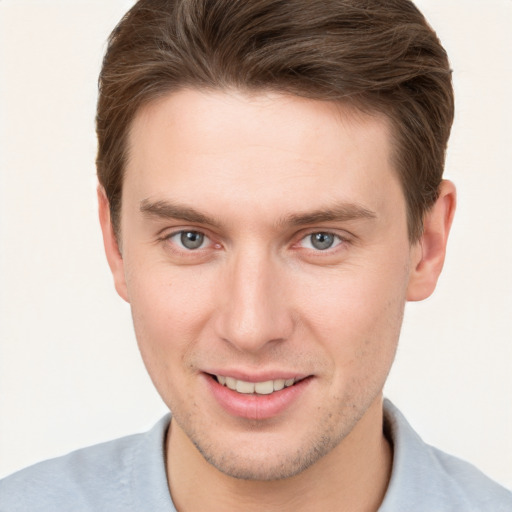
[280,203,377,227]
[140,199,220,227]
[140,198,377,228]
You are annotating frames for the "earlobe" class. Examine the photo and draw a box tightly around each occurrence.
[407,180,457,302]
[97,186,130,303]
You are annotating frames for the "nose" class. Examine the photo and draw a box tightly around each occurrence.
[214,247,295,354]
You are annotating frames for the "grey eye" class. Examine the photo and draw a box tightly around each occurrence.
[179,231,205,250]
[309,232,336,250]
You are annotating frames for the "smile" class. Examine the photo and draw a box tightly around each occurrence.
[206,373,312,419]
[215,375,298,395]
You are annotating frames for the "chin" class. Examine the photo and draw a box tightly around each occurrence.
[184,421,346,482]
[197,447,324,481]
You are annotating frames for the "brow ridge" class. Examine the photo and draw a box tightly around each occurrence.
[140,199,219,227]
[140,198,377,229]
[281,203,377,227]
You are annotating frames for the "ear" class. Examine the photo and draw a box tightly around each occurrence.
[97,186,130,303]
[407,180,456,301]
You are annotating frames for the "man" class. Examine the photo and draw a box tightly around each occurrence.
[1,0,511,510]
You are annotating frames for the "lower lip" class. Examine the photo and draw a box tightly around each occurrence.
[204,374,311,420]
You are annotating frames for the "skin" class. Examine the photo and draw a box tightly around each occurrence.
[99,89,455,511]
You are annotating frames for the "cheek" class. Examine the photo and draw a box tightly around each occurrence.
[126,276,209,411]
[124,259,216,374]
[300,261,408,367]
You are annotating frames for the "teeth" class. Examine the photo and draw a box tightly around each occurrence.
[216,375,297,395]
[236,380,255,394]
[273,379,285,391]
[225,376,237,390]
[254,381,273,394]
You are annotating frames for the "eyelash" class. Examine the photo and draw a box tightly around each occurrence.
[297,232,345,251]
[162,230,215,252]
[161,229,348,254]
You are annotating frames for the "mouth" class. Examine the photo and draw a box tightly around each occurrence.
[212,374,301,395]
[205,372,312,420]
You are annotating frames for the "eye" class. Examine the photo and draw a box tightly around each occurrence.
[169,230,209,250]
[300,232,342,251]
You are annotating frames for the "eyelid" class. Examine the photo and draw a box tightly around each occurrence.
[298,231,344,250]
[157,226,352,254]
[159,228,216,251]
[171,230,208,250]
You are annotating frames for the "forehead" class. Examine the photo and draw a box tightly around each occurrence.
[129,89,390,163]
[123,89,404,227]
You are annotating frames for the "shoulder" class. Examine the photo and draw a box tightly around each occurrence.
[380,400,512,512]
[0,415,172,512]
[0,435,138,511]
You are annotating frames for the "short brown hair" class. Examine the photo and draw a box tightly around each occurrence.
[96,0,454,240]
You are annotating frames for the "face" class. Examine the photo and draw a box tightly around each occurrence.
[108,89,421,480]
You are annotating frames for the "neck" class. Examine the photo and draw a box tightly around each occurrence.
[166,396,392,512]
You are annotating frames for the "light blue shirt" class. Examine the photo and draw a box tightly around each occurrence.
[1,400,511,511]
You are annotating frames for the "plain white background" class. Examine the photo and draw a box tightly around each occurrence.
[1,0,511,490]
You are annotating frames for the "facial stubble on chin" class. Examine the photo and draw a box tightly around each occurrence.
[168,389,380,482]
